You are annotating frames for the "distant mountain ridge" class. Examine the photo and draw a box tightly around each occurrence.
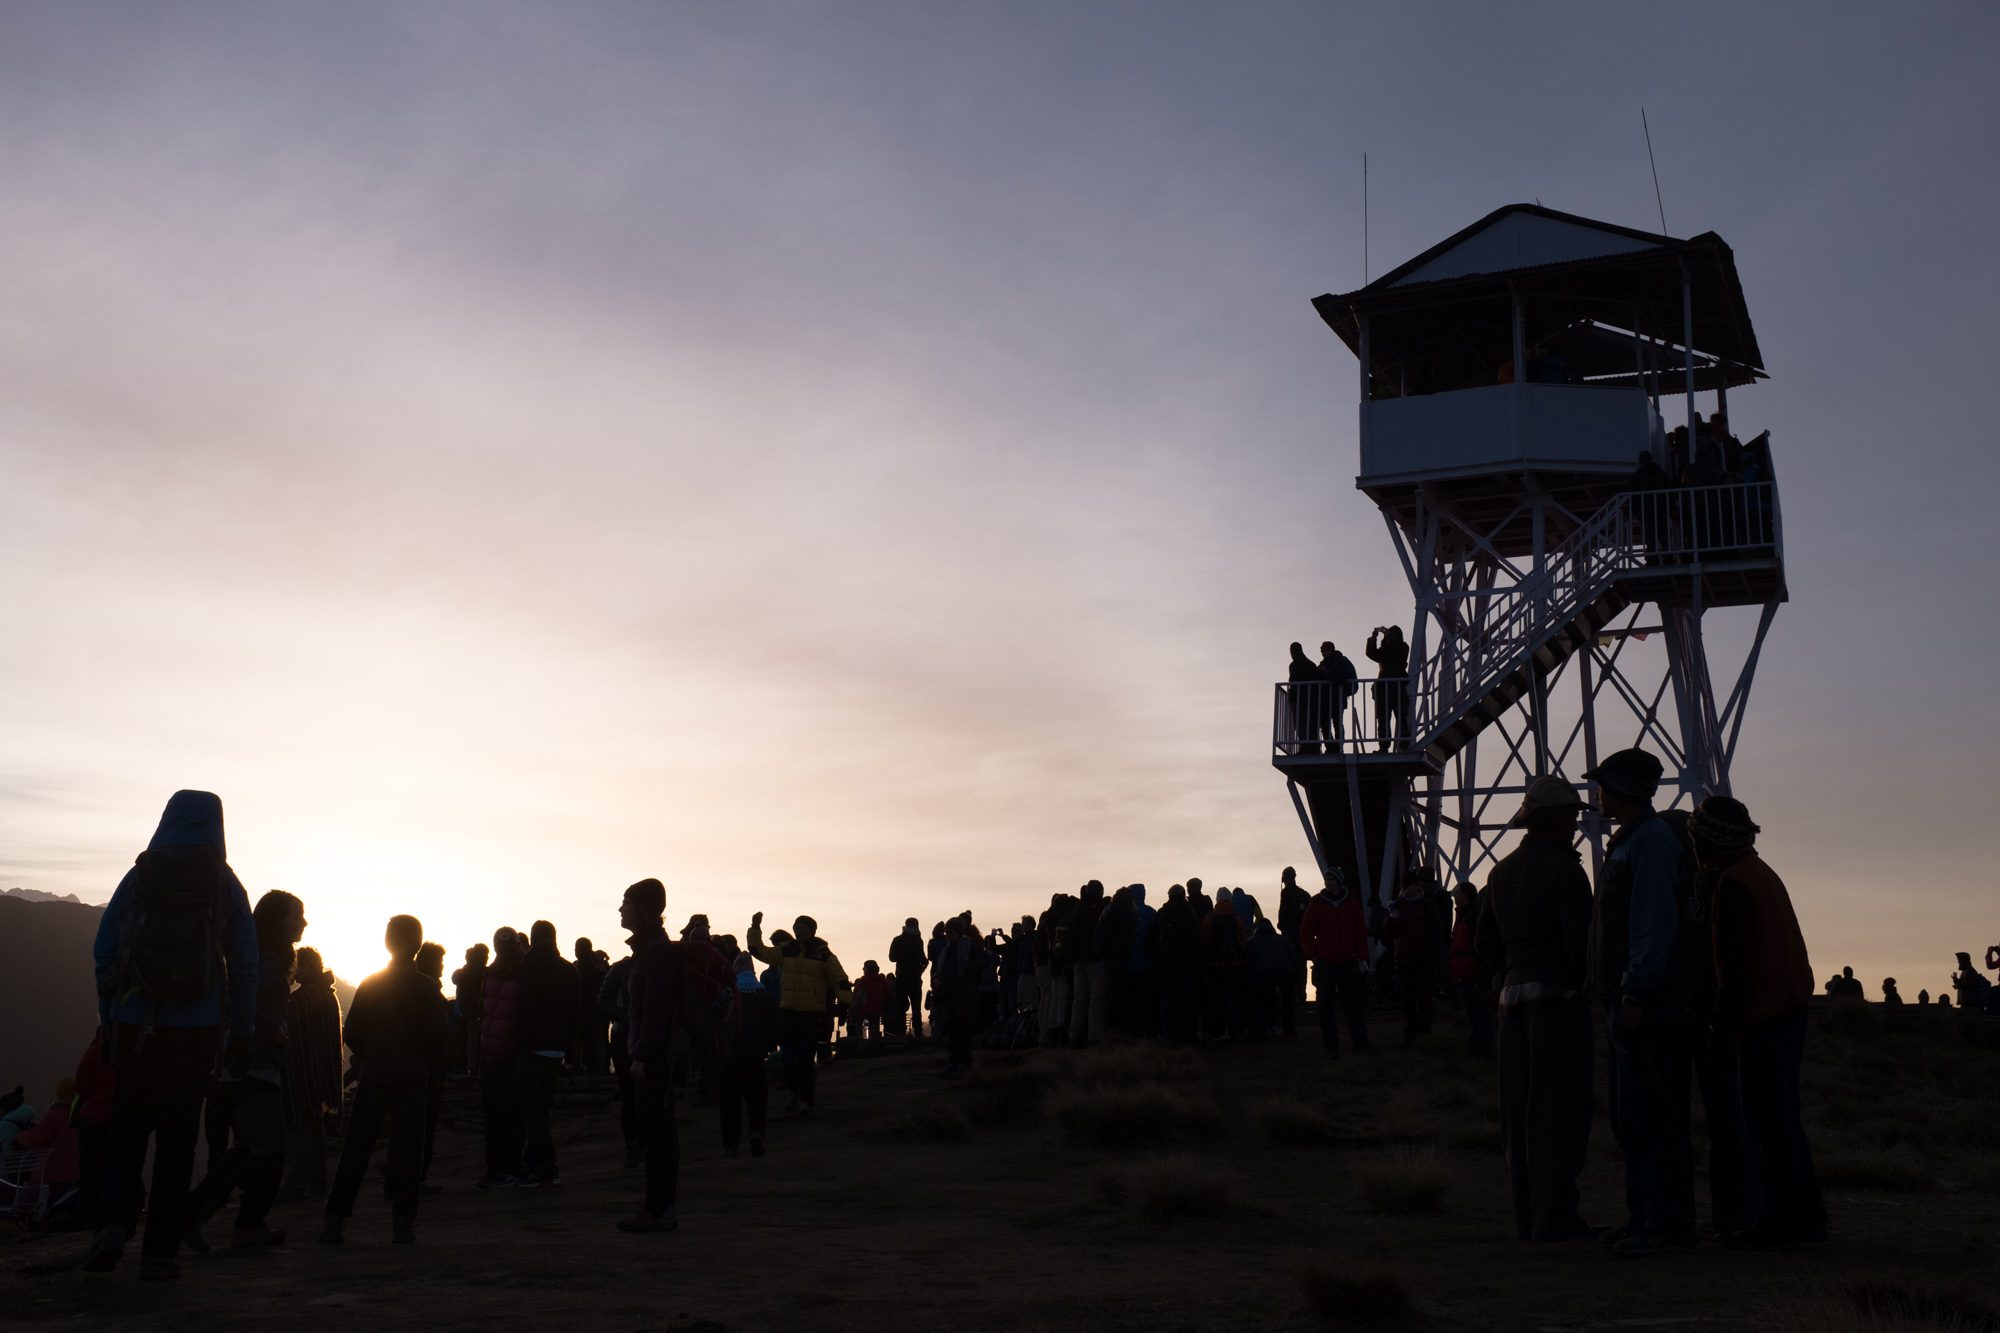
[4,886,84,904]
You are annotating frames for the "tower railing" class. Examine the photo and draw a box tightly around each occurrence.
[1271,478,1780,760]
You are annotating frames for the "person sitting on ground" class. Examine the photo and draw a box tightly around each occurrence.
[852,962,894,1046]
[747,912,850,1113]
[185,889,306,1254]
[16,1079,80,1195]
[0,1101,33,1152]
[319,914,448,1246]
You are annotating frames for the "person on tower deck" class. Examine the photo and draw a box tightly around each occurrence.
[1584,748,1698,1258]
[84,789,258,1283]
[1286,642,1330,755]
[1065,881,1110,1049]
[319,914,448,1247]
[616,878,712,1232]
[1365,626,1411,752]
[1153,885,1201,1044]
[278,949,343,1204]
[1385,876,1440,1046]
[1450,883,1494,1058]
[852,962,894,1046]
[1318,641,1360,749]
[1697,796,1827,1250]
[1475,775,1595,1242]
[746,911,850,1113]
[1278,867,1313,1005]
[1301,868,1371,1056]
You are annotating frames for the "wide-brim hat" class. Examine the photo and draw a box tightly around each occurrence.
[1511,774,1588,827]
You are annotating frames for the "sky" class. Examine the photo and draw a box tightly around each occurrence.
[2,3,1996,992]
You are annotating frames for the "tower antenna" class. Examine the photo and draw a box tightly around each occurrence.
[1641,108,1668,236]
[1363,152,1370,283]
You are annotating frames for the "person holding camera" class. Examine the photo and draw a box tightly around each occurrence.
[1365,626,1410,752]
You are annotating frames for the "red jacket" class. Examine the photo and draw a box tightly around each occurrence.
[479,969,523,1059]
[854,973,894,1018]
[1449,910,1485,981]
[73,1039,115,1124]
[16,1103,79,1184]
[1301,893,1368,964]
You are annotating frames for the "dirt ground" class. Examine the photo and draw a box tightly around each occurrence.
[5,1004,1996,1332]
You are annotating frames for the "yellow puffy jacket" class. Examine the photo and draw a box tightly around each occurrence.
[747,928,852,1015]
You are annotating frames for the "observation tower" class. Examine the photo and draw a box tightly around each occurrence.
[1272,204,1785,898]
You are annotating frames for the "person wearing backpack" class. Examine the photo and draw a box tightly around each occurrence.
[84,790,257,1282]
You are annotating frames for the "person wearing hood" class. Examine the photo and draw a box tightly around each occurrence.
[721,952,778,1158]
[1231,886,1265,933]
[1245,919,1297,1038]
[1475,776,1594,1242]
[1301,869,1371,1055]
[747,911,851,1112]
[186,889,306,1253]
[1697,797,1825,1250]
[1384,876,1441,1046]
[1063,881,1110,1048]
[889,918,929,1038]
[16,1079,79,1192]
[1200,891,1247,1040]
[319,914,448,1246]
[281,946,342,1202]
[84,790,257,1282]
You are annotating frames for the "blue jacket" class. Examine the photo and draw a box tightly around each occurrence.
[93,790,256,1034]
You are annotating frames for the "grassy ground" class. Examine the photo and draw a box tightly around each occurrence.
[4,999,1997,1331]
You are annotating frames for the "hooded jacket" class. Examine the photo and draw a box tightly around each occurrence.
[93,790,256,1034]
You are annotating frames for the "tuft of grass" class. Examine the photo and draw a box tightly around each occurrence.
[1106,1155,1242,1220]
[1047,1083,1221,1147]
[1356,1146,1448,1215]
[1762,1277,2000,1333]
[1255,1097,1337,1146]
[1444,1124,1502,1154]
[1066,1043,1206,1089]
[1818,1149,1934,1192]
[1292,1256,1414,1324]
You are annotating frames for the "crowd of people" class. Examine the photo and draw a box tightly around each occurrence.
[13,770,1988,1282]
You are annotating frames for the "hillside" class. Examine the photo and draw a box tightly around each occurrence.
[4,1001,1997,1331]
[0,897,104,1102]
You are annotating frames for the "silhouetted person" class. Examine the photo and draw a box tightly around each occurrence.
[1951,953,1992,1012]
[747,912,850,1112]
[598,951,638,1165]
[573,938,610,1075]
[1585,748,1697,1257]
[1319,640,1359,748]
[415,942,449,1189]
[319,914,447,1246]
[678,916,730,1106]
[1450,883,1494,1058]
[1277,867,1313,1004]
[72,1032,115,1230]
[186,890,306,1252]
[1153,885,1200,1044]
[1697,797,1826,1249]
[1200,891,1246,1039]
[476,928,525,1187]
[281,946,341,1202]
[721,952,776,1159]
[1245,919,1295,1038]
[1066,881,1110,1048]
[452,944,488,1076]
[1286,641,1329,754]
[932,916,991,1078]
[852,961,893,1044]
[1477,776,1594,1242]
[1832,966,1865,1000]
[1881,978,1903,1006]
[516,920,579,1187]
[1364,626,1410,751]
[1677,804,1748,1238]
[889,918,928,1037]
[1385,877,1440,1045]
[1302,868,1370,1055]
[617,878,712,1233]
[1918,988,1930,1006]
[84,790,257,1282]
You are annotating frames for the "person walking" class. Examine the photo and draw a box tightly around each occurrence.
[1301,869,1371,1055]
[319,914,448,1246]
[1697,797,1826,1249]
[84,790,257,1282]
[746,911,850,1113]
[1476,776,1595,1242]
[1585,749,1698,1257]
